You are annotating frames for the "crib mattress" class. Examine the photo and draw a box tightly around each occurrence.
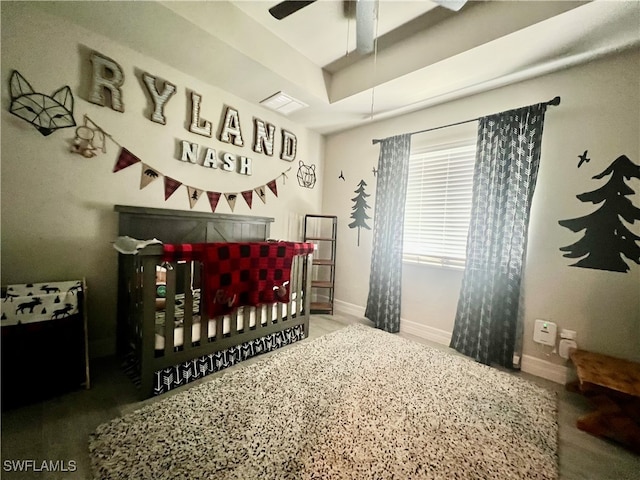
[154,300,298,350]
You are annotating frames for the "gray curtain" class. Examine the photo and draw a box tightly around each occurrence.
[365,134,412,333]
[450,103,548,368]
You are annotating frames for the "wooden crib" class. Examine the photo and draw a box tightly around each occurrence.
[115,205,312,398]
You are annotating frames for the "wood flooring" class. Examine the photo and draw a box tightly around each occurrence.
[2,313,638,479]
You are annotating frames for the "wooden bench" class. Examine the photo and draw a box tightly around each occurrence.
[570,349,640,454]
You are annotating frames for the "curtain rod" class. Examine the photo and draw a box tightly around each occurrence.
[372,96,561,145]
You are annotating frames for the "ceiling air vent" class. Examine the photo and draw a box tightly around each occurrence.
[260,91,308,115]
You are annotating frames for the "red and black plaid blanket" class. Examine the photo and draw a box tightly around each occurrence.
[162,242,314,317]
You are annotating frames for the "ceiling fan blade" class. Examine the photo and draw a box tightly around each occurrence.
[356,0,377,54]
[431,0,467,12]
[269,1,317,20]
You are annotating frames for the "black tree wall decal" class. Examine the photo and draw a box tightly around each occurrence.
[348,179,372,246]
[559,154,640,272]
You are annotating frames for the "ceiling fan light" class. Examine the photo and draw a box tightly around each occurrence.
[356,0,377,54]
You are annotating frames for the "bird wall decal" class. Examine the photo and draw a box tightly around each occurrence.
[578,150,590,168]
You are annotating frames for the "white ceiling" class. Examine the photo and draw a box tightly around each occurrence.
[233,0,444,67]
[33,1,640,135]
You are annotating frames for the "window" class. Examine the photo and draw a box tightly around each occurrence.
[403,140,476,269]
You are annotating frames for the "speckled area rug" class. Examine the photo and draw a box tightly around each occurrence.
[89,325,558,480]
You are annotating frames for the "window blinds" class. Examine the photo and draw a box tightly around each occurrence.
[403,140,476,268]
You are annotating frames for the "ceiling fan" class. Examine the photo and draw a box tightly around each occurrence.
[268,0,468,55]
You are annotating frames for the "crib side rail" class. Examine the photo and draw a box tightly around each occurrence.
[134,247,312,397]
[140,254,158,395]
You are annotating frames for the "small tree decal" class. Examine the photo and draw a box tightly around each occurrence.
[348,179,372,246]
[559,154,640,272]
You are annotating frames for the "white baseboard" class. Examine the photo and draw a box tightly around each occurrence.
[400,319,452,346]
[334,301,453,346]
[334,299,366,318]
[521,354,568,384]
[334,300,568,385]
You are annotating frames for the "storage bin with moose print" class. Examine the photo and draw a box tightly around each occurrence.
[1,279,89,409]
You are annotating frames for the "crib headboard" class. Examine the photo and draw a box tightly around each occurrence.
[114,205,274,243]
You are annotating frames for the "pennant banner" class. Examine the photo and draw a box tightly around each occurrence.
[207,191,221,213]
[104,126,289,211]
[241,190,253,208]
[140,163,161,189]
[267,179,278,197]
[255,186,267,204]
[164,176,182,200]
[113,147,141,173]
[187,186,203,209]
[225,193,238,212]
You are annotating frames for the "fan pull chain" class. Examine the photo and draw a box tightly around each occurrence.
[370,0,380,120]
[345,1,352,56]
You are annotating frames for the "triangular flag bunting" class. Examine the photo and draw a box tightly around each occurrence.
[267,179,278,197]
[164,176,182,200]
[187,186,203,209]
[113,147,141,172]
[207,192,221,213]
[140,163,161,189]
[255,186,267,204]
[225,193,238,212]
[241,190,253,209]
[110,141,289,209]
[282,167,291,184]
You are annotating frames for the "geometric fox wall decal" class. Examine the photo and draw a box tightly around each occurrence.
[9,70,76,136]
